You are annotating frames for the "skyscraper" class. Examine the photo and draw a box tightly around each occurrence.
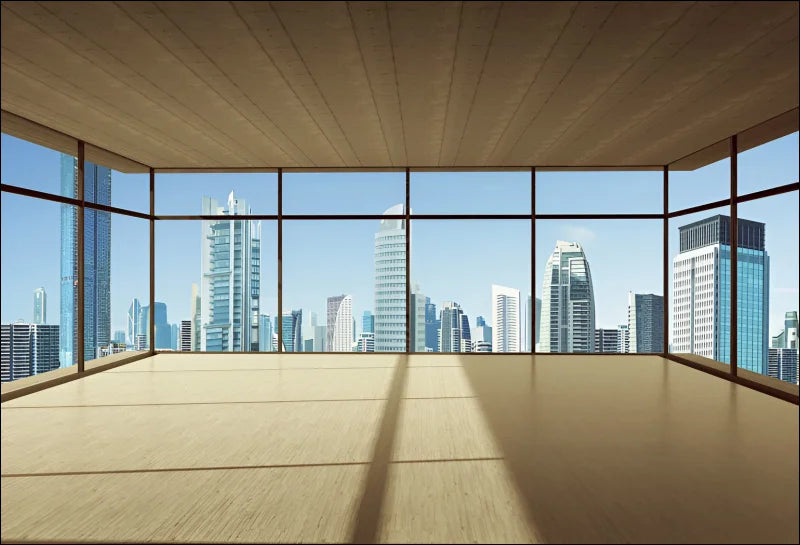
[356,332,375,352]
[190,283,201,351]
[472,316,492,352]
[424,298,439,352]
[374,204,406,352]
[526,295,531,352]
[140,303,171,350]
[258,314,273,352]
[672,215,768,373]
[179,320,192,352]
[492,284,522,353]
[410,286,426,352]
[438,302,471,353]
[595,328,621,353]
[772,311,798,349]
[127,298,141,347]
[535,297,542,350]
[767,348,798,384]
[113,330,126,344]
[200,192,261,352]
[327,295,353,352]
[314,324,327,353]
[33,287,46,325]
[539,241,595,353]
[170,323,178,351]
[1,322,60,382]
[282,310,302,352]
[628,293,664,353]
[61,155,111,366]
[362,311,374,334]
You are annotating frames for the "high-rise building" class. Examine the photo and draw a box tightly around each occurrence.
[327,295,353,352]
[362,311,374,334]
[190,283,201,351]
[374,204,406,352]
[438,302,471,353]
[127,298,141,347]
[492,284,522,353]
[170,323,178,351]
[61,155,111,366]
[33,287,46,325]
[595,328,621,353]
[526,295,531,352]
[472,318,492,352]
[113,330,126,344]
[200,192,261,352]
[672,215,768,373]
[282,310,302,352]
[410,286,426,352]
[134,334,147,351]
[535,297,542,350]
[140,303,171,350]
[539,241,595,353]
[258,314,273,352]
[772,311,798,349]
[768,348,798,384]
[314,324,327,353]
[1,322,60,382]
[628,293,664,353]
[424,298,439,352]
[179,320,192,352]
[356,332,375,352]
[617,324,630,353]
[302,311,318,352]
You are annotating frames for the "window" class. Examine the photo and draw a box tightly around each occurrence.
[156,172,277,215]
[536,170,662,214]
[669,153,729,212]
[411,170,530,215]
[283,171,404,215]
[738,132,798,196]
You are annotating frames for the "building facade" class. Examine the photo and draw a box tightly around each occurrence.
[374,204,406,352]
[438,301,471,353]
[424,298,439,352]
[327,295,353,352]
[492,285,522,353]
[672,215,768,373]
[258,314,273,352]
[179,320,192,352]
[33,287,46,325]
[1,322,60,382]
[200,192,261,352]
[282,310,302,352]
[410,287,426,352]
[539,241,595,353]
[768,348,798,385]
[628,293,664,353]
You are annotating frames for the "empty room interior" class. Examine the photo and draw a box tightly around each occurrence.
[1,1,799,543]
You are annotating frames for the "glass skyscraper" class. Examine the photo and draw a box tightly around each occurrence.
[200,192,261,352]
[60,155,111,366]
[282,310,302,352]
[33,287,46,325]
[438,301,471,353]
[374,204,406,352]
[628,293,664,353]
[673,215,768,373]
[539,241,595,353]
[362,311,374,334]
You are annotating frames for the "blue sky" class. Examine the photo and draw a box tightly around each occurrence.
[1,132,797,343]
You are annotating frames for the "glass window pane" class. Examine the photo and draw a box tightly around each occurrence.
[737,192,798,384]
[412,220,530,353]
[1,194,77,381]
[738,132,799,196]
[536,170,662,214]
[156,219,277,352]
[155,173,277,215]
[536,220,662,353]
[669,156,729,212]
[283,171,404,215]
[411,171,530,215]
[84,163,149,214]
[1,133,78,198]
[84,212,150,362]
[284,218,405,352]
[669,206,731,368]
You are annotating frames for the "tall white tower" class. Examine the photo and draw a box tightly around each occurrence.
[374,204,406,352]
[492,285,521,353]
[327,295,353,352]
[539,241,595,353]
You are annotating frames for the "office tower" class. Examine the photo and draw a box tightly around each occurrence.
[425,298,440,352]
[179,320,192,352]
[190,283,201,351]
[476,316,486,327]
[302,311,318,352]
[356,332,375,352]
[314,324,326,353]
[492,284,523,353]
[200,192,261,352]
[353,317,356,344]
[617,324,630,353]
[595,328,620,353]
[363,311,374,334]
[472,317,492,352]
[134,334,147,351]
[33,287,46,325]
[672,215,768,373]
[1,322,60,382]
[539,241,595,353]
[170,323,178,351]
[374,204,406,352]
[127,298,141,347]
[327,295,353,352]
[768,348,798,384]
[410,286,426,352]
[773,311,798,349]
[113,330,126,344]
[139,303,171,350]
[438,302,471,353]
[628,293,664,353]
[61,155,111,366]
[535,297,542,350]
[282,310,302,352]
[258,314,273,352]
[526,295,531,351]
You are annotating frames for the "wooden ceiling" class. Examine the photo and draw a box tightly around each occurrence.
[1,1,798,169]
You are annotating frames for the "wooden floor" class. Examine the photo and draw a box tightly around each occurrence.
[1,354,798,543]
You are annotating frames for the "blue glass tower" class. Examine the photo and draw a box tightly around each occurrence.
[362,311,374,334]
[60,155,111,366]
